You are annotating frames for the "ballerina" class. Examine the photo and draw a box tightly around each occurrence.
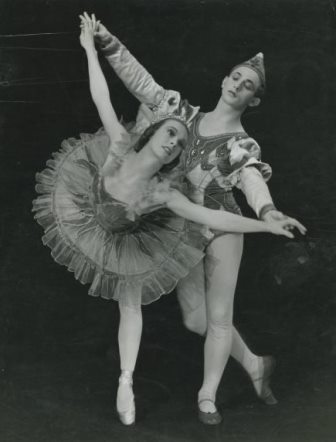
[33,18,306,426]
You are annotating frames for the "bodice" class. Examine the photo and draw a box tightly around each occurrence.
[91,173,140,233]
[182,114,248,173]
[180,114,249,209]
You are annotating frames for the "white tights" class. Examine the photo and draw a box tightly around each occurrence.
[118,302,143,372]
[117,302,142,411]
[177,233,260,408]
[117,234,261,411]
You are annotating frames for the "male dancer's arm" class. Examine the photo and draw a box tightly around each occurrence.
[239,167,282,220]
[97,29,165,108]
[227,137,285,221]
[89,18,199,123]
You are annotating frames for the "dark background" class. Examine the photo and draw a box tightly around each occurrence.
[1,0,336,441]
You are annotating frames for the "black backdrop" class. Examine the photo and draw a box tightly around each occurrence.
[1,1,336,441]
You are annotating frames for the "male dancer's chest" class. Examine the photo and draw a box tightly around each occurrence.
[182,117,246,180]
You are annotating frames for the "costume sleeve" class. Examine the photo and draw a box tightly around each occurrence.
[99,33,200,134]
[238,167,276,218]
[227,137,276,218]
[100,34,165,108]
[212,136,275,217]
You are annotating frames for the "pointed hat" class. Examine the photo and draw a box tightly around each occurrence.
[232,52,266,90]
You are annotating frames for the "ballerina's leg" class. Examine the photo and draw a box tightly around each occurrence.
[117,302,143,424]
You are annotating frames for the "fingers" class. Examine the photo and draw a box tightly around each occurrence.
[285,218,307,235]
[91,13,96,28]
[282,229,294,239]
[79,11,100,35]
[79,16,95,32]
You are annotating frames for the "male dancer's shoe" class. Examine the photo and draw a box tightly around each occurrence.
[251,356,278,405]
[198,399,222,425]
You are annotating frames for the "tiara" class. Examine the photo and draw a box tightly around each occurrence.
[151,112,189,127]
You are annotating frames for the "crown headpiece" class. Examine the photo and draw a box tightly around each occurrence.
[232,52,266,91]
[151,96,198,129]
[152,112,189,128]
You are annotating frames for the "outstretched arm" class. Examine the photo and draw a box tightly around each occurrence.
[80,12,200,129]
[80,12,165,108]
[80,18,126,146]
[159,189,306,238]
[239,167,278,219]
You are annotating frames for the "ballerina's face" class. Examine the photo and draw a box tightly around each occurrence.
[147,119,188,165]
[221,66,261,110]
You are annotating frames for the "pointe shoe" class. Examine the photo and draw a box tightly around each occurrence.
[116,373,136,425]
[252,356,278,405]
[198,399,222,425]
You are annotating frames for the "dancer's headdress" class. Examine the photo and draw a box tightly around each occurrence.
[231,52,266,93]
[151,99,195,129]
[152,112,189,129]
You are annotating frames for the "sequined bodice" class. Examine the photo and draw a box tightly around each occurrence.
[180,114,248,213]
[91,173,139,232]
[182,113,248,176]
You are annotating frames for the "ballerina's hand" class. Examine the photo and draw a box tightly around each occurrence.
[79,18,96,51]
[79,12,108,39]
[267,217,307,238]
[80,12,97,29]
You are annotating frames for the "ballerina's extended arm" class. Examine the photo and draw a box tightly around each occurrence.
[80,18,127,156]
[158,189,306,238]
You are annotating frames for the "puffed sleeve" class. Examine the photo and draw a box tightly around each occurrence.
[225,137,272,182]
[228,137,275,217]
[99,33,200,136]
[211,136,276,218]
[100,34,165,108]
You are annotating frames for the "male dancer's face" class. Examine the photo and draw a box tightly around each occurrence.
[221,66,261,111]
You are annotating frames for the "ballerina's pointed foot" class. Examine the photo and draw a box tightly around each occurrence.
[198,399,222,425]
[116,372,136,425]
[252,356,278,405]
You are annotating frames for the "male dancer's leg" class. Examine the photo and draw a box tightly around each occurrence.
[178,245,260,372]
[198,233,243,413]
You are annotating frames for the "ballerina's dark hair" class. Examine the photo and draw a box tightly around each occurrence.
[132,118,188,174]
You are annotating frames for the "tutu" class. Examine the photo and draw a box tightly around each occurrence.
[32,129,205,307]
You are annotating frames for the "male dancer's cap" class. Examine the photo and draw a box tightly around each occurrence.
[232,52,266,93]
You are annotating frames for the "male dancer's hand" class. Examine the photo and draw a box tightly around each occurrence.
[263,210,286,222]
[263,209,302,232]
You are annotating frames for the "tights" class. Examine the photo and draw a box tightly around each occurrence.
[117,302,142,411]
[177,233,260,409]
[117,234,261,412]
[118,302,143,372]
